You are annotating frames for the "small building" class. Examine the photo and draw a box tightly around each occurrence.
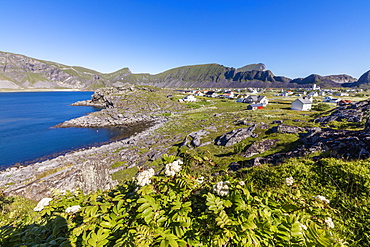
[247,103,264,110]
[205,91,218,98]
[335,92,349,97]
[243,95,269,106]
[179,95,196,102]
[291,97,312,111]
[337,100,351,106]
[318,91,326,96]
[323,96,334,102]
[194,91,204,97]
[307,91,318,97]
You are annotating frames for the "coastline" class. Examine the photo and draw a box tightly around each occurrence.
[0,85,187,200]
[0,88,85,92]
[0,118,169,201]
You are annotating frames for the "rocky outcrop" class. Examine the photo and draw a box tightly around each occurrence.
[314,100,370,124]
[180,130,210,148]
[215,125,258,147]
[247,125,370,167]
[3,160,117,201]
[242,139,278,158]
[56,86,186,128]
[271,124,306,134]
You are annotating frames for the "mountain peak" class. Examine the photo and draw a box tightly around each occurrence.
[237,63,266,72]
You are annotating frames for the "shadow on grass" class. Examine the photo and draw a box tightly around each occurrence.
[1,216,71,246]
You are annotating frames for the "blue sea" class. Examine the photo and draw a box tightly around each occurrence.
[0,91,132,169]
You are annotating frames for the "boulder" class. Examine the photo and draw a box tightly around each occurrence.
[270,124,305,134]
[242,139,278,158]
[180,129,210,148]
[228,162,241,172]
[215,125,257,147]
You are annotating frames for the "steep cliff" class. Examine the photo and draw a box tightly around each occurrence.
[290,74,357,88]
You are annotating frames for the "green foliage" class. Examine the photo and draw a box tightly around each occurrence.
[314,103,331,111]
[1,157,347,247]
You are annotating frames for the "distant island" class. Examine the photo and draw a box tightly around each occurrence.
[1,51,369,90]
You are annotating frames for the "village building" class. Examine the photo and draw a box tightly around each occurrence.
[337,100,351,106]
[291,97,312,111]
[247,103,264,110]
[243,95,269,106]
[335,92,349,97]
[307,91,318,97]
[205,91,218,98]
[179,95,196,102]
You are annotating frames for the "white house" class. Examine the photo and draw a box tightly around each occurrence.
[323,96,333,102]
[243,95,269,106]
[291,97,312,111]
[307,91,318,97]
[323,96,339,103]
[335,92,349,97]
[318,91,326,96]
[180,95,196,102]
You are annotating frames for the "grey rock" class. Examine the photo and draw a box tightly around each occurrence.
[242,139,278,158]
[271,120,283,124]
[215,125,257,147]
[270,124,305,134]
[181,129,210,148]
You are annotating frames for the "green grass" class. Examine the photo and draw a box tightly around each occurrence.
[111,166,139,183]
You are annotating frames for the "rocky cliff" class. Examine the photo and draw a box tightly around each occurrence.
[0,51,111,89]
[290,74,357,88]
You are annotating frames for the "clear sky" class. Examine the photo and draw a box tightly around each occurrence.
[1,0,370,79]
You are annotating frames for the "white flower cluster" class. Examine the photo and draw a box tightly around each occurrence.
[196,176,204,184]
[325,217,335,228]
[65,205,81,214]
[136,168,155,186]
[213,181,230,197]
[285,176,294,186]
[164,159,183,177]
[313,195,330,204]
[299,223,308,231]
[33,198,53,212]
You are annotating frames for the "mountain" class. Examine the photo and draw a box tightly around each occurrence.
[344,70,370,87]
[289,74,357,88]
[0,51,112,89]
[0,51,365,89]
[0,52,293,89]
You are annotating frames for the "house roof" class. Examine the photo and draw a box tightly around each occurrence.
[246,95,266,101]
[249,103,264,107]
[296,98,312,104]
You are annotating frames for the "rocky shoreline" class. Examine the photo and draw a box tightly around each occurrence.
[0,86,188,200]
[0,119,170,201]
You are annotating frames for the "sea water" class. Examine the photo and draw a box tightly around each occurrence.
[0,91,130,169]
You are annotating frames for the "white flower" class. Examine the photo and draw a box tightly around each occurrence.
[33,198,53,212]
[325,217,335,228]
[164,160,182,177]
[239,181,245,186]
[196,176,204,184]
[313,195,330,204]
[65,205,81,214]
[213,181,230,197]
[285,176,294,186]
[299,223,308,231]
[136,168,155,186]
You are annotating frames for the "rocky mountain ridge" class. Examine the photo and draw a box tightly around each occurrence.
[0,51,369,89]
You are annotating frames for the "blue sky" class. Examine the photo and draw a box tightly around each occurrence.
[1,0,370,79]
